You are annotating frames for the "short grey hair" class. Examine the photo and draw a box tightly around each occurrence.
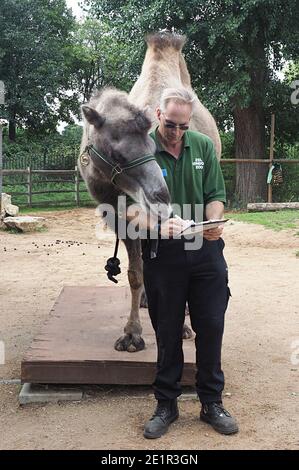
[159,88,195,114]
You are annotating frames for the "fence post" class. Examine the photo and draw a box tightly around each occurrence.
[267,114,275,203]
[27,166,32,207]
[75,165,80,206]
[0,124,2,212]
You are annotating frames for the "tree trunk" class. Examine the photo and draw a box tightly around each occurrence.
[233,103,267,204]
[247,202,299,212]
[8,120,16,142]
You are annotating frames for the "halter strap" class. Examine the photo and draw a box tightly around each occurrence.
[83,144,156,183]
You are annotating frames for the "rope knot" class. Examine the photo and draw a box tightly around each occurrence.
[105,256,121,283]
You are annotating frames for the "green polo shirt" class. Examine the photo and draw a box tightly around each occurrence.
[127,129,226,221]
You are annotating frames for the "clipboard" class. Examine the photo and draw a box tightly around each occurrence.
[179,219,229,236]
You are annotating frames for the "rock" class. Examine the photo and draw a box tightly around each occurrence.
[1,193,11,215]
[5,203,19,217]
[0,217,6,230]
[1,193,19,217]
[3,216,47,233]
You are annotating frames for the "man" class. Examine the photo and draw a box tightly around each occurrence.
[128,88,238,439]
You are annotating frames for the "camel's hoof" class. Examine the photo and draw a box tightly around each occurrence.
[140,290,148,308]
[182,323,193,339]
[114,334,145,352]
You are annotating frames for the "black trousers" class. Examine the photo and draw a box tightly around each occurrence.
[142,237,231,404]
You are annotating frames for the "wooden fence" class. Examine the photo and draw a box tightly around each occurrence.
[2,166,88,207]
[220,158,299,203]
[2,157,299,207]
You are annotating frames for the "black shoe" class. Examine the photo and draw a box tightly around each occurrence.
[143,399,179,439]
[200,402,239,435]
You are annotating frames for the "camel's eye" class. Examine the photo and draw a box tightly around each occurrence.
[110,129,120,141]
[112,150,126,164]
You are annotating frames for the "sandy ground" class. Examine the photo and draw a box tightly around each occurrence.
[0,208,298,450]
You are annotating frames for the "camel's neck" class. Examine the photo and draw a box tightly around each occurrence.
[142,47,181,77]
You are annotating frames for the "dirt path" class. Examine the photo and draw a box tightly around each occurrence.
[0,208,298,450]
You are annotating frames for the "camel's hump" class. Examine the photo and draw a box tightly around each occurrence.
[146,32,186,51]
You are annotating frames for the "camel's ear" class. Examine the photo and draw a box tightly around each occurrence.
[82,105,105,128]
[134,111,151,133]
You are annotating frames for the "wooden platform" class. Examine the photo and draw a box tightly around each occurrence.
[21,287,196,385]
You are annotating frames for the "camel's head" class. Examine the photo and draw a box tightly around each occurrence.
[81,88,171,218]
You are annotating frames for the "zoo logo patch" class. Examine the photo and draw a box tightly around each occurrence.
[192,158,204,170]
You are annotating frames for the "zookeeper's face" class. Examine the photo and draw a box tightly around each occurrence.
[157,100,192,145]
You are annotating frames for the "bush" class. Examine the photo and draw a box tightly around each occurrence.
[2,125,82,170]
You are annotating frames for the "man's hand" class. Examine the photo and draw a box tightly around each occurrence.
[203,224,224,241]
[160,216,187,238]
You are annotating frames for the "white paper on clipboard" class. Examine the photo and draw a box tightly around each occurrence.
[179,219,229,236]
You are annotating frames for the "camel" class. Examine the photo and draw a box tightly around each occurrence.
[79,32,221,353]
[129,33,221,158]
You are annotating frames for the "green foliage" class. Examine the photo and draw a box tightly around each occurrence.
[0,0,77,136]
[85,0,298,204]
[285,62,299,82]
[219,131,236,207]
[68,18,137,105]
[86,0,298,118]
[1,0,298,206]
[226,209,299,231]
[2,124,82,169]
[270,144,299,203]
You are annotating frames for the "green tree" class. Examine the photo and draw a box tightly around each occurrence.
[86,0,299,203]
[68,17,139,106]
[0,0,76,141]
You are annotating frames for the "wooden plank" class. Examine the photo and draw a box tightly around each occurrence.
[2,169,29,175]
[32,170,76,175]
[33,180,75,184]
[220,159,299,163]
[31,189,75,195]
[220,159,271,163]
[21,286,196,385]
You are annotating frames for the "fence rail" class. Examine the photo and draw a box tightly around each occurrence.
[2,166,89,207]
[2,157,299,207]
[220,157,299,203]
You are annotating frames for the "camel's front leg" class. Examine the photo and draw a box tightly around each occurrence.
[140,289,193,339]
[114,238,145,352]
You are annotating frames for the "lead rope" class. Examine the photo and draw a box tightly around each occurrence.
[104,216,121,283]
[105,236,121,283]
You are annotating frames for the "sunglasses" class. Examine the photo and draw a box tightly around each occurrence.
[163,117,189,131]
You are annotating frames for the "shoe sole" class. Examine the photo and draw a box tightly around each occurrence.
[200,415,239,435]
[143,414,179,439]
